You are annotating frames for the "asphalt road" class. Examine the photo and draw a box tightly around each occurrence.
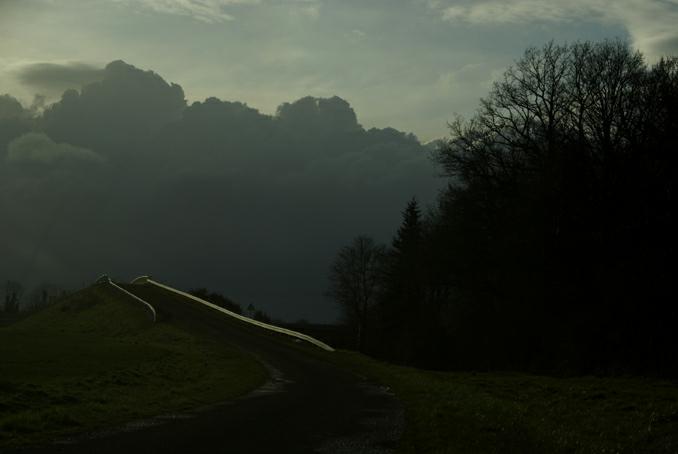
[15,283,402,454]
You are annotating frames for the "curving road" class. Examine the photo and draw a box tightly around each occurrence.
[15,283,402,454]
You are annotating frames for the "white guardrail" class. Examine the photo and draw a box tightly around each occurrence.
[96,274,157,323]
[131,275,335,352]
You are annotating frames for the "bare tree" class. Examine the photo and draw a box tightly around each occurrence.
[4,281,23,313]
[327,236,386,351]
[438,40,647,185]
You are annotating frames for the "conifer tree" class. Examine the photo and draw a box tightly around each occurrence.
[379,198,424,363]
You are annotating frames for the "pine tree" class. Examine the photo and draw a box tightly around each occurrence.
[379,198,424,363]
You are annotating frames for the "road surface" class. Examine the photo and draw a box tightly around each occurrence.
[14,283,402,453]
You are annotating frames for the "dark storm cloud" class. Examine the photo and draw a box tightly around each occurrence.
[41,60,186,154]
[276,96,361,134]
[7,132,104,166]
[15,62,105,94]
[1,60,441,322]
[0,94,25,120]
[0,95,31,162]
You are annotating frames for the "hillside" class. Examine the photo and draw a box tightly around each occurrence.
[0,283,267,448]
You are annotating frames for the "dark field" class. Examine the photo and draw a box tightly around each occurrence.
[0,284,266,448]
[3,284,678,453]
[323,352,678,453]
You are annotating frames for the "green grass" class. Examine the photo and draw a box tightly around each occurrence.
[313,351,678,453]
[5,286,677,452]
[0,284,267,448]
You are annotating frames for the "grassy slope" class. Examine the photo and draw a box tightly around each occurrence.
[303,349,678,453]
[0,284,267,448]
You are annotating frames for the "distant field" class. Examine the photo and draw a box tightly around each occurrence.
[323,352,678,453]
[0,284,267,448]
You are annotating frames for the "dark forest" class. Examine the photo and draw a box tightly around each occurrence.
[329,40,678,376]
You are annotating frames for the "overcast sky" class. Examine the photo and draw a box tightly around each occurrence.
[2,0,677,141]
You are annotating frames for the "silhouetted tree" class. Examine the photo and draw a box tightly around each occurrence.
[4,281,23,314]
[327,40,676,375]
[238,302,272,323]
[27,283,63,309]
[253,309,272,324]
[328,236,386,351]
[432,40,678,373]
[190,288,242,314]
[378,198,427,363]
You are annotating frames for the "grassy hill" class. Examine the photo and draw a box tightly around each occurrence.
[0,283,267,448]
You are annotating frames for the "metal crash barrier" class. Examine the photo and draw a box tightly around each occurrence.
[131,275,334,352]
[96,274,157,323]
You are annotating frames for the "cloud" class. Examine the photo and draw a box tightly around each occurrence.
[0,95,31,159]
[294,1,320,19]
[276,96,361,134]
[14,62,104,94]
[615,1,678,59]
[438,1,596,24]
[138,95,439,322]
[118,0,261,23]
[117,0,321,23]
[429,0,678,60]
[650,35,678,57]
[41,60,186,154]
[1,59,441,323]
[346,29,367,43]
[0,94,25,120]
[7,132,104,166]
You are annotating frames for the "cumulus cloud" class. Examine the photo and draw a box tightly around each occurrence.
[0,94,25,120]
[0,59,440,322]
[41,60,186,155]
[0,95,31,158]
[430,0,678,59]
[7,132,104,166]
[276,96,361,134]
[14,62,104,94]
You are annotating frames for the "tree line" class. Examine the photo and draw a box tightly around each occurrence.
[189,288,272,323]
[328,40,678,376]
[1,281,68,314]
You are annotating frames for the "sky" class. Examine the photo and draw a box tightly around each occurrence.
[1,0,678,323]
[3,0,677,141]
